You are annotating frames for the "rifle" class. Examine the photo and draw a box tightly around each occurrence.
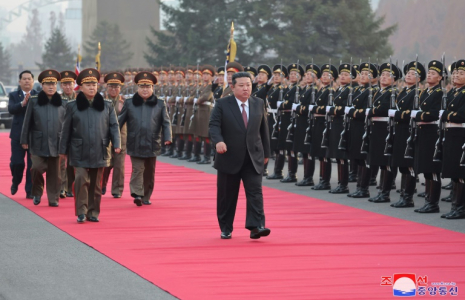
[172,80,182,125]
[361,58,373,154]
[338,57,353,151]
[321,59,333,148]
[404,54,420,159]
[189,64,200,129]
[384,56,396,156]
[304,59,316,145]
[433,53,447,162]
[286,60,300,143]
[271,59,284,140]
[180,77,190,127]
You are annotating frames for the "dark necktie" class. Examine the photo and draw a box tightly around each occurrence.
[241,103,248,128]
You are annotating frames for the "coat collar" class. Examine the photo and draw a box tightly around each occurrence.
[133,92,158,106]
[38,90,62,106]
[76,91,105,111]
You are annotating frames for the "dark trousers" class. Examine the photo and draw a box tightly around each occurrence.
[10,138,32,194]
[129,156,157,202]
[74,167,104,218]
[217,152,265,233]
[30,155,60,204]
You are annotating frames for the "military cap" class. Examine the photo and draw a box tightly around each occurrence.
[176,67,186,77]
[202,65,215,76]
[76,68,100,85]
[450,61,457,73]
[244,66,258,77]
[428,60,447,78]
[152,67,160,75]
[104,72,125,85]
[168,67,175,74]
[456,59,465,71]
[160,67,168,75]
[226,61,244,73]
[257,65,272,78]
[287,63,304,77]
[134,71,157,85]
[338,63,357,79]
[321,64,339,80]
[38,69,61,84]
[186,66,195,74]
[217,66,225,75]
[273,64,288,78]
[124,69,131,75]
[403,61,425,82]
[353,64,360,74]
[360,62,378,78]
[378,62,400,81]
[305,63,321,79]
[60,70,77,83]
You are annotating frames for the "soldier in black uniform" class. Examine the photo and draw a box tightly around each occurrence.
[266,65,288,180]
[367,62,401,203]
[251,65,273,101]
[408,60,445,213]
[440,59,465,219]
[278,63,304,183]
[326,64,357,193]
[347,63,378,198]
[388,61,424,208]
[212,66,225,100]
[311,64,337,190]
[348,64,360,183]
[244,66,257,83]
[293,64,321,186]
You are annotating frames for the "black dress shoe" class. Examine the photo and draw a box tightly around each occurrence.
[368,193,381,202]
[266,173,283,180]
[295,178,314,186]
[417,192,426,198]
[26,193,34,199]
[33,196,41,205]
[102,187,106,195]
[390,199,414,208]
[415,203,440,213]
[178,154,192,160]
[441,194,452,202]
[221,232,232,239]
[88,216,99,222]
[369,179,377,186]
[65,192,74,197]
[351,189,370,198]
[134,197,142,206]
[49,203,59,207]
[112,194,121,198]
[250,227,271,239]
[348,175,358,183]
[442,182,453,190]
[77,214,86,223]
[347,188,360,197]
[372,192,390,203]
[445,209,465,219]
[59,190,66,198]
[142,200,152,205]
[197,158,211,164]
[280,175,297,183]
[329,185,349,194]
[263,170,269,177]
[187,155,201,162]
[311,182,331,190]
[11,184,18,195]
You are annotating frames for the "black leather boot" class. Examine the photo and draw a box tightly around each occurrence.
[296,156,314,186]
[441,182,454,202]
[170,137,180,158]
[352,166,371,198]
[330,161,349,194]
[415,179,433,212]
[267,154,284,179]
[197,142,211,164]
[312,159,331,190]
[176,138,185,158]
[372,169,392,203]
[348,159,357,182]
[416,178,441,213]
[442,181,453,190]
[162,144,173,156]
[179,140,193,160]
[188,141,201,162]
[441,182,460,218]
[445,182,465,219]
[280,155,297,183]
[348,166,362,197]
[391,174,415,208]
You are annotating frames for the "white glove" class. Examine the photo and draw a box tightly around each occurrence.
[277,101,283,108]
[365,109,370,116]
[267,75,274,85]
[309,105,315,111]
[388,109,396,117]
[411,110,420,118]
[439,110,445,118]
[175,97,181,103]
[344,107,351,114]
[292,103,299,111]
[326,106,333,113]
[194,98,198,104]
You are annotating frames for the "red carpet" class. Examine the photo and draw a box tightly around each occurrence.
[1,132,464,299]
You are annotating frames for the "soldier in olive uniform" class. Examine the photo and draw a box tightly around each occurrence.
[186,67,203,162]
[346,63,378,198]
[59,70,77,198]
[387,62,424,207]
[101,72,127,198]
[180,66,196,161]
[59,68,121,223]
[168,67,185,158]
[440,59,465,219]
[118,71,172,206]
[221,62,244,98]
[266,65,288,180]
[163,67,177,157]
[366,62,401,203]
[193,65,215,164]
[277,63,304,183]
[311,64,337,190]
[21,70,66,206]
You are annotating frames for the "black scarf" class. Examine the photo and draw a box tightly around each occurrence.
[76,92,105,111]
[38,90,62,107]
[133,92,158,107]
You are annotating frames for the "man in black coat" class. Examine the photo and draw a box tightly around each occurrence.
[8,70,37,199]
[209,72,271,239]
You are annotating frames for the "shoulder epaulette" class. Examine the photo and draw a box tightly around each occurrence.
[68,99,76,103]
[104,99,112,103]
[436,88,442,92]
[30,95,38,98]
